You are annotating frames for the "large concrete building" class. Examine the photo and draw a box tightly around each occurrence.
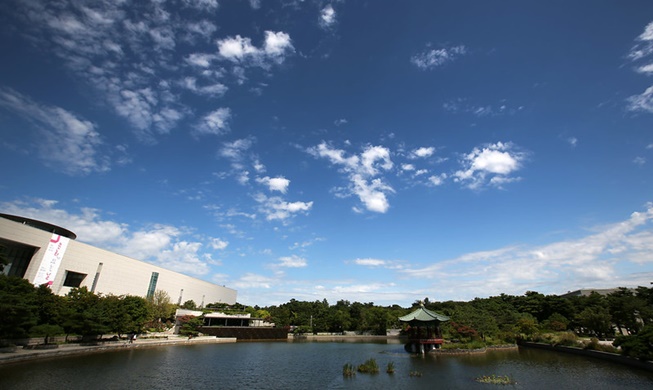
[0,214,236,306]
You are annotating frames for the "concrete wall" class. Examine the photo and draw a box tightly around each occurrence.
[0,216,236,305]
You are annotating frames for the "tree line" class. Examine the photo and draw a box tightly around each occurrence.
[2,273,652,359]
[0,275,178,342]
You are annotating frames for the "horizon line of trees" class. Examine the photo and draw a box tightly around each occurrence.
[2,273,652,359]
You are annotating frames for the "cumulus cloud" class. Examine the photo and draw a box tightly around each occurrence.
[257,176,291,193]
[0,88,108,175]
[453,142,525,189]
[307,142,395,213]
[410,146,435,159]
[411,45,467,70]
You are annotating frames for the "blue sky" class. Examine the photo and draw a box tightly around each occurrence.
[1,1,653,307]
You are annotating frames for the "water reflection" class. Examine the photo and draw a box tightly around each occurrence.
[0,342,651,390]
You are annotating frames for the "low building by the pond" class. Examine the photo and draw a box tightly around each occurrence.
[175,309,287,340]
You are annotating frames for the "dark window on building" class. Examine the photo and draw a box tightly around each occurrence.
[63,271,87,287]
[0,239,38,278]
[147,272,159,298]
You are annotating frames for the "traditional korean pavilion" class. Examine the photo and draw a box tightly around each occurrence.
[399,304,450,353]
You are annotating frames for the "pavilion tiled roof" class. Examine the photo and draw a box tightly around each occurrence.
[398,305,450,323]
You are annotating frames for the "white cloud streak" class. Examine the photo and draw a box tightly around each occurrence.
[411,45,467,70]
[401,204,653,300]
[0,88,108,175]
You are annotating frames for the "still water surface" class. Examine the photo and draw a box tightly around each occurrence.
[1,340,652,389]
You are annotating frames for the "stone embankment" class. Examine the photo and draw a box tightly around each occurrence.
[0,336,236,365]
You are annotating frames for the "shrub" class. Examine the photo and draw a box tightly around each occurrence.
[554,332,578,347]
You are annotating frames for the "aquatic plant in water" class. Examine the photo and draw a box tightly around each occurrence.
[342,363,356,377]
[357,358,379,374]
[475,374,515,385]
[409,371,422,377]
[386,361,395,374]
[342,363,356,378]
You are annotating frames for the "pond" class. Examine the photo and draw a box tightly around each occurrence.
[1,340,652,389]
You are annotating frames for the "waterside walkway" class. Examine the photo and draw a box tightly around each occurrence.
[0,336,236,365]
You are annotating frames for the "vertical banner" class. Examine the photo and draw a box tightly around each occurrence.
[33,233,70,287]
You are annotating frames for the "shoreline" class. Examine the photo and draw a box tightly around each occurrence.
[0,336,236,366]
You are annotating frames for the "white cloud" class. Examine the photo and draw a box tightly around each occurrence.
[278,254,307,268]
[443,98,522,117]
[0,88,108,175]
[402,205,653,299]
[8,1,291,142]
[410,146,435,159]
[634,156,646,165]
[257,176,291,193]
[334,118,348,126]
[428,173,447,186]
[217,31,294,67]
[0,199,222,277]
[320,5,336,29]
[195,107,231,135]
[254,194,313,221]
[211,238,229,250]
[627,85,653,114]
[453,142,525,189]
[232,273,275,289]
[307,142,395,213]
[627,21,653,114]
[182,0,219,11]
[219,137,254,160]
[411,45,467,70]
[354,258,386,267]
[182,77,228,97]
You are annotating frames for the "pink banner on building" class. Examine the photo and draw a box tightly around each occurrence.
[33,233,70,287]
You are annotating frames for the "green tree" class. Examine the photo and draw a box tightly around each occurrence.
[0,275,38,339]
[576,306,613,338]
[146,290,176,331]
[607,288,646,335]
[614,324,653,361]
[64,287,108,339]
[29,324,64,344]
[178,315,202,336]
[181,300,198,310]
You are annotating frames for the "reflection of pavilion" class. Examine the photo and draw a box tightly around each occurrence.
[399,304,450,354]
